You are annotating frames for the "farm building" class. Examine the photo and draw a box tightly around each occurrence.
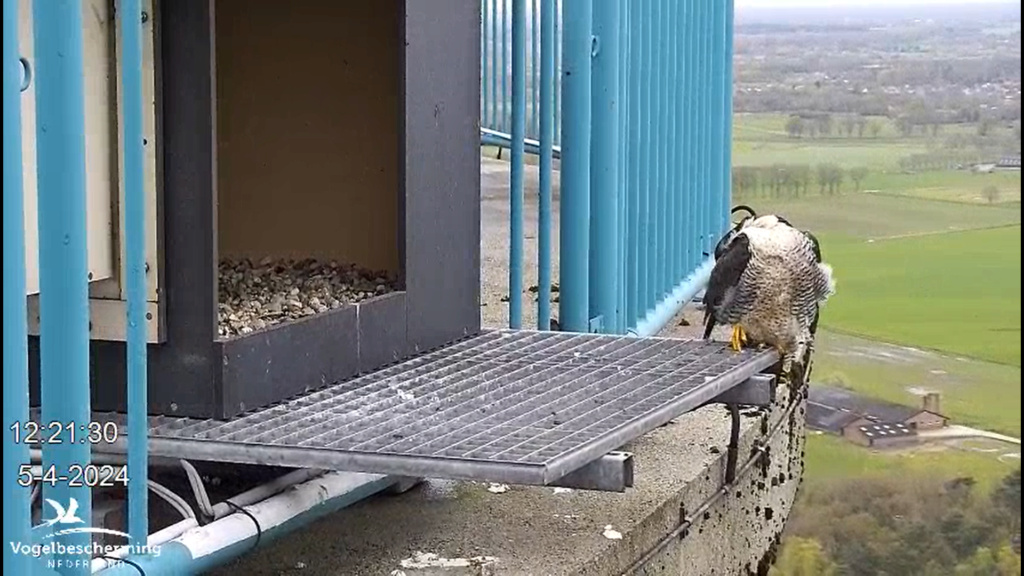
[807,387,949,446]
[4,0,803,574]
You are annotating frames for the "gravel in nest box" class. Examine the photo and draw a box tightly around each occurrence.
[217,257,398,338]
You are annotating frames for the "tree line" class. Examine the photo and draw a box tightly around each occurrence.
[771,468,1022,576]
[732,164,870,198]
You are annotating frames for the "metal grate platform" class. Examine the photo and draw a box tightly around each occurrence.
[33,330,778,485]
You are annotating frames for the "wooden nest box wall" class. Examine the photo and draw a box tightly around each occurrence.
[28,0,481,419]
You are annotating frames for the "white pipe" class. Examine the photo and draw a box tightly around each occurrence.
[90,518,199,573]
[209,468,326,520]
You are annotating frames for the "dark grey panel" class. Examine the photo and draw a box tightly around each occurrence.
[357,292,409,373]
[219,305,360,416]
[402,0,482,352]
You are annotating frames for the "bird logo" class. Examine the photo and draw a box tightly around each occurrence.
[34,497,136,541]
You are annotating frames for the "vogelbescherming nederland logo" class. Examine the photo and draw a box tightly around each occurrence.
[9,497,162,567]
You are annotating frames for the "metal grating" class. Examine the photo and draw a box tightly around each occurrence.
[32,330,778,485]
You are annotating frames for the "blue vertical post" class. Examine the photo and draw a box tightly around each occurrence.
[559,0,592,332]
[120,0,149,545]
[684,0,696,272]
[638,1,651,314]
[723,0,735,233]
[589,0,620,334]
[491,0,498,130]
[659,0,667,295]
[650,0,662,301]
[626,0,641,329]
[483,0,491,128]
[553,0,561,145]
[666,0,678,285]
[501,0,508,133]
[3,0,32,572]
[617,2,630,334]
[509,0,526,329]
[33,0,93,573]
[537,0,555,331]
[531,0,539,138]
[698,0,709,255]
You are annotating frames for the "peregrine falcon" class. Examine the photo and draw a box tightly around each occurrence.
[702,214,835,384]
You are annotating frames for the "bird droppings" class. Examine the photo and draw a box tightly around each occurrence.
[217,257,399,338]
[486,483,509,494]
[397,551,499,571]
[602,525,623,540]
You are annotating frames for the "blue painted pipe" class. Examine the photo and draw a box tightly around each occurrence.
[653,0,666,300]
[530,0,538,139]
[483,0,491,128]
[490,0,498,130]
[509,0,526,329]
[3,0,33,572]
[589,0,620,334]
[480,128,562,159]
[119,0,150,545]
[617,3,630,334]
[553,0,561,146]
[501,0,508,132]
[667,0,679,286]
[32,1,93,572]
[558,0,592,332]
[537,0,555,331]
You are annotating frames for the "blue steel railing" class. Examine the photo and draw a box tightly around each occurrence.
[483,0,735,335]
[4,1,149,574]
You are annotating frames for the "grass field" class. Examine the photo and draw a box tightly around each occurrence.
[820,225,1021,367]
[812,331,1022,437]
[803,434,1015,493]
[732,112,1021,441]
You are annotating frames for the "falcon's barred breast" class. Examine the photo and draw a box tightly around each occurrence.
[702,214,836,384]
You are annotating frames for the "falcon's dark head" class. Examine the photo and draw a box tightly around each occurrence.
[712,205,758,260]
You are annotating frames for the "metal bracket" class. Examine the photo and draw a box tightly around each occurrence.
[701,373,776,408]
[549,452,634,493]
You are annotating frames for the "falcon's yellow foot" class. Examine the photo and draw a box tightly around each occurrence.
[729,326,748,352]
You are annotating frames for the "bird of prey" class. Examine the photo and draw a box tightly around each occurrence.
[702,214,835,384]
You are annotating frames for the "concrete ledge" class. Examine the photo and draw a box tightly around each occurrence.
[209,380,804,576]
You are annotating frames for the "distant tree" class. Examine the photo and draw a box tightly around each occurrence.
[930,122,942,137]
[983,185,1001,204]
[955,547,999,576]
[868,120,883,138]
[895,115,915,137]
[856,117,868,138]
[771,538,839,576]
[843,115,857,138]
[785,115,805,138]
[817,114,834,137]
[849,167,869,191]
[977,119,994,137]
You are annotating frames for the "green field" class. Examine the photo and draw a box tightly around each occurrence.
[732,112,1022,440]
[803,434,1014,493]
[812,332,1022,437]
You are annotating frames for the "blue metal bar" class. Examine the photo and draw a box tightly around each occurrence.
[637,1,651,315]
[553,0,561,145]
[676,0,686,278]
[119,0,150,545]
[491,0,498,130]
[509,0,526,329]
[650,0,662,301]
[630,258,714,337]
[657,0,669,297]
[537,0,554,331]
[530,0,538,139]
[558,0,592,332]
[698,0,710,256]
[723,0,736,233]
[685,0,697,273]
[481,127,561,159]
[33,1,93,572]
[626,0,641,329]
[483,0,491,128]
[3,0,33,571]
[668,0,680,284]
[617,2,630,334]
[589,0,620,334]
[501,0,508,132]
[710,0,723,242]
